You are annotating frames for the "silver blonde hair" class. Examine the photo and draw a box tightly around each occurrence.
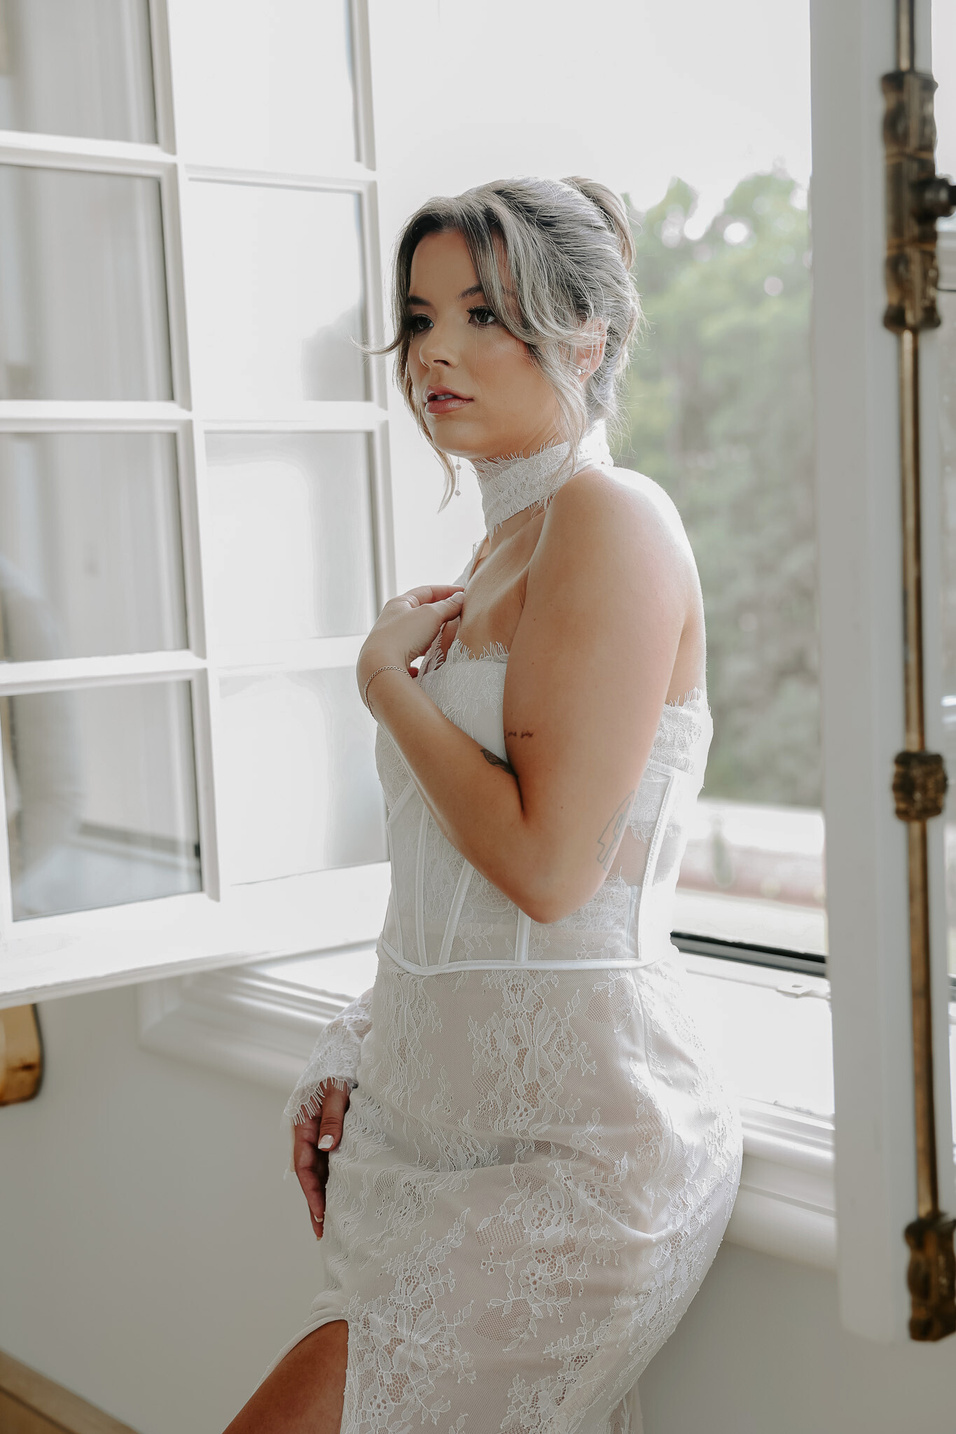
[378,176,645,507]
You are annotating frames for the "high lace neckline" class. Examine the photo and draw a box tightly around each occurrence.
[471,422,615,536]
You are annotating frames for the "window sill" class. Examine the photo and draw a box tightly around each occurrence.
[137,942,847,1270]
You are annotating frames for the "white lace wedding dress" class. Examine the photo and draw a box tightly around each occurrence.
[276,429,743,1433]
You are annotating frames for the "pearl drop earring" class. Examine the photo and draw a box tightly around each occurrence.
[454,459,461,497]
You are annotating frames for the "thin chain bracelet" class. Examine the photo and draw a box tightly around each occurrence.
[363,664,407,712]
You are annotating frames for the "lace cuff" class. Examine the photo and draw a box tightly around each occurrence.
[283,987,374,1124]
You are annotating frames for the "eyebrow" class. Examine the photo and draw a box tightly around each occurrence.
[406,284,486,309]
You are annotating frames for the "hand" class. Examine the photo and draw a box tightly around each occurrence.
[292,1081,352,1239]
[358,586,465,695]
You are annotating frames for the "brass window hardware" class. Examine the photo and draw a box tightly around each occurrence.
[0,1005,43,1106]
[882,0,956,1342]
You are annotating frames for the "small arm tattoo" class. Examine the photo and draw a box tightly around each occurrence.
[505,729,534,739]
[481,747,515,775]
[597,790,636,872]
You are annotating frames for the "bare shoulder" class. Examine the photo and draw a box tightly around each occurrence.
[537,462,696,583]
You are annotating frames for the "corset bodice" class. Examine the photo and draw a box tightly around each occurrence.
[374,637,712,974]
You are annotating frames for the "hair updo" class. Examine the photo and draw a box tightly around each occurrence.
[380,175,645,506]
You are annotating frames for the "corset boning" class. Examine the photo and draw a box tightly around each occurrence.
[374,640,713,974]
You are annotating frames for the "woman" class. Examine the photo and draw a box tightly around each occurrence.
[226,177,742,1434]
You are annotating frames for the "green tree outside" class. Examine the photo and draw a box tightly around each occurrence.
[613,170,821,807]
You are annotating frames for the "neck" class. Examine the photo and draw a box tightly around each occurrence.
[469,423,615,538]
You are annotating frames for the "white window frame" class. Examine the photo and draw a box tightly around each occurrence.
[0,0,397,1005]
[138,0,956,1327]
[5,0,955,1335]
[810,0,954,1340]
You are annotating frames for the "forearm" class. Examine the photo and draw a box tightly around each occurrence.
[366,667,554,915]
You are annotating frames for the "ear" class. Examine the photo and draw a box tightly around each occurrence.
[572,319,607,379]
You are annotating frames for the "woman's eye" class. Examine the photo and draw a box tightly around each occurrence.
[407,314,431,335]
[468,306,498,327]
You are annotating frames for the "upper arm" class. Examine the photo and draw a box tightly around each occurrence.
[504,471,692,918]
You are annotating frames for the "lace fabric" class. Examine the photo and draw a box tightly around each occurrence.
[275,959,742,1432]
[472,421,615,535]
[275,460,741,1427]
[372,644,712,976]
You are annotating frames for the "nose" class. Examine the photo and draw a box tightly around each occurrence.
[416,316,458,371]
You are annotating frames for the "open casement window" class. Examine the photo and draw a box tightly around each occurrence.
[0,0,395,1004]
[813,0,956,1341]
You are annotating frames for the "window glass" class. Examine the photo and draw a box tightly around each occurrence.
[0,165,172,400]
[2,681,201,920]
[171,0,357,170]
[0,0,156,143]
[0,433,186,661]
[381,0,820,956]
[205,432,376,648]
[187,181,367,408]
[218,667,386,883]
[617,172,823,954]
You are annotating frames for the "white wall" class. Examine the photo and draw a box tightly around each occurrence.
[3,989,956,1434]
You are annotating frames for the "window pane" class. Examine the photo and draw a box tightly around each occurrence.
[0,0,156,143]
[218,667,386,883]
[171,0,356,170]
[188,182,367,407]
[380,0,820,957]
[0,433,187,661]
[617,172,823,955]
[2,681,201,920]
[205,432,376,647]
[0,166,172,400]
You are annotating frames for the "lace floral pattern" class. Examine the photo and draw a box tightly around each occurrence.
[284,988,374,1124]
[374,644,712,974]
[276,957,741,1432]
[274,583,742,1430]
[472,422,615,535]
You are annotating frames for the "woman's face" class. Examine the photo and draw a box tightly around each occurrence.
[406,228,564,462]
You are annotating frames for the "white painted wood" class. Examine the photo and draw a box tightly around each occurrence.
[182,162,374,190]
[0,863,391,1008]
[0,130,171,171]
[350,0,377,173]
[0,403,188,427]
[810,0,953,1340]
[0,651,205,693]
[0,0,391,995]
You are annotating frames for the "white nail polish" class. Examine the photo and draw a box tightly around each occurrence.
[317,1133,335,1150]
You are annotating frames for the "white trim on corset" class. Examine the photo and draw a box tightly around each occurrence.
[376,934,675,975]
[635,763,682,960]
[414,805,429,966]
[437,859,474,967]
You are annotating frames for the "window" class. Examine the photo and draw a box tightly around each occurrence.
[376,0,824,967]
[0,0,393,1002]
[133,0,956,1340]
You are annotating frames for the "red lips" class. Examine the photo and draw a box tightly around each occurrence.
[425,386,473,415]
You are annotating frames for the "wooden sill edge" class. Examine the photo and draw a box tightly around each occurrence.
[0,1350,139,1434]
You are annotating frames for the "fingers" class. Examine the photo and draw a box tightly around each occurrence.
[293,1122,327,1238]
[392,585,465,608]
[316,1082,351,1155]
[292,1084,353,1240]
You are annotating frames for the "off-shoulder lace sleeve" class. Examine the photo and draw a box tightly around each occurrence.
[283,987,374,1125]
